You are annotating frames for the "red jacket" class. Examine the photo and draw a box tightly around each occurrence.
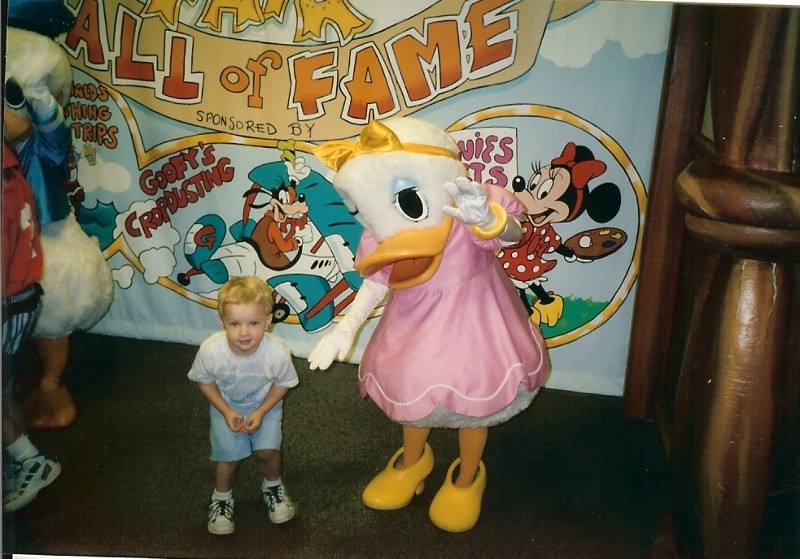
[3,144,44,299]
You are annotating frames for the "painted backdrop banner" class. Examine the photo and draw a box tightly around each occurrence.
[60,0,672,396]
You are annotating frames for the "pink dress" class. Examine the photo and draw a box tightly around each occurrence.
[356,185,550,428]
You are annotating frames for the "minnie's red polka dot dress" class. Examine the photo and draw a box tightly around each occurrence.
[497,221,560,283]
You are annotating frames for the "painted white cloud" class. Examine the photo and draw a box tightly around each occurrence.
[539,2,672,69]
[114,200,181,283]
[140,247,178,285]
[112,265,135,288]
[76,143,131,193]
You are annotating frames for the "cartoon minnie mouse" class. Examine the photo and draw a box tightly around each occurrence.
[497,142,621,326]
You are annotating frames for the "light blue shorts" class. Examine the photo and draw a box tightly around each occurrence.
[209,401,283,462]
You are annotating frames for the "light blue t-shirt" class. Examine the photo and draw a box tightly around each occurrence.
[188,331,298,406]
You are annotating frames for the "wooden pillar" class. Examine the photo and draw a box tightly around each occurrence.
[623,4,712,423]
[670,7,800,558]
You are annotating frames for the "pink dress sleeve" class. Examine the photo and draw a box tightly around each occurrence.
[472,183,524,251]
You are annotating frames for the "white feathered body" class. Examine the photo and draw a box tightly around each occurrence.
[34,213,113,338]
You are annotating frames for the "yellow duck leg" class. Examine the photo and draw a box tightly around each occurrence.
[362,426,433,510]
[429,427,488,532]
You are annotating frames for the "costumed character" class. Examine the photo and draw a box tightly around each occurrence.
[309,118,550,532]
[6,3,114,429]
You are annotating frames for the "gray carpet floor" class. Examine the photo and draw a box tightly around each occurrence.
[3,332,670,558]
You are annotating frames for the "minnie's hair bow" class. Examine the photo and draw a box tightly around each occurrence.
[551,142,606,189]
[552,142,608,222]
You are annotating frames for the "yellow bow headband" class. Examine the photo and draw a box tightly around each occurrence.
[313,120,461,172]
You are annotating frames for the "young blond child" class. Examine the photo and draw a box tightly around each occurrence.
[188,276,298,535]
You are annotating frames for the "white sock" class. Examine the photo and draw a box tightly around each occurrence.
[5,435,38,463]
[262,477,281,492]
[212,489,233,502]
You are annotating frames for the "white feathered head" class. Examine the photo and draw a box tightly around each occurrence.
[4,27,73,144]
[315,117,468,288]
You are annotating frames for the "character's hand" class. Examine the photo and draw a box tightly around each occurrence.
[286,156,311,184]
[564,253,592,264]
[308,330,354,371]
[443,177,494,229]
[295,225,314,245]
[309,278,388,370]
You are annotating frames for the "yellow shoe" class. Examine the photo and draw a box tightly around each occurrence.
[428,459,487,532]
[529,307,542,326]
[362,443,434,510]
[533,294,564,327]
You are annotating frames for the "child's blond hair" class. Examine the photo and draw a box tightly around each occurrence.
[217,276,274,318]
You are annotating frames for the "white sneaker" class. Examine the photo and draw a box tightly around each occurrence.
[207,498,234,535]
[263,483,295,523]
[3,455,61,512]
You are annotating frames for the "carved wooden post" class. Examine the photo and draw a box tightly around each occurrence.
[671,7,800,558]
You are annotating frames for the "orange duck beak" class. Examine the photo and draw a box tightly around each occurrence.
[357,216,454,289]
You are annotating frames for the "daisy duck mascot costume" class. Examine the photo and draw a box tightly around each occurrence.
[6,0,114,428]
[309,117,550,532]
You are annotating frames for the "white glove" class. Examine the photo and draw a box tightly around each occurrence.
[442,177,523,243]
[22,82,62,132]
[565,253,592,264]
[285,156,311,184]
[442,177,494,229]
[295,224,314,244]
[308,278,389,371]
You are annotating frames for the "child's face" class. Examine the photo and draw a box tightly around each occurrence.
[219,302,272,357]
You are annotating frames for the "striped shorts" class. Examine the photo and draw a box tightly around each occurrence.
[2,283,43,393]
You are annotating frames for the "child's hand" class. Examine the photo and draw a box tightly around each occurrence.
[225,411,246,432]
[242,411,265,433]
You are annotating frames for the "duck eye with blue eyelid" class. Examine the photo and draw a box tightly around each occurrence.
[392,177,428,221]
